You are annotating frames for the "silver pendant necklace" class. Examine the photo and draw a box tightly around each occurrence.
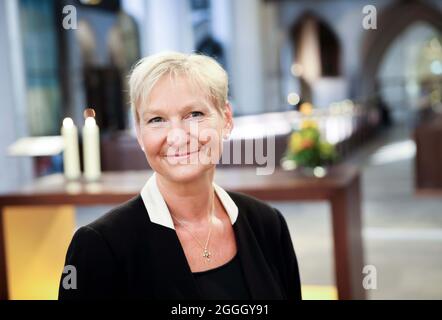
[172,201,215,262]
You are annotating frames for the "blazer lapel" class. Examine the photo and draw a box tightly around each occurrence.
[234,212,284,299]
[146,223,202,299]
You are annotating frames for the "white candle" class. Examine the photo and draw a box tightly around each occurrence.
[61,117,81,180]
[82,117,101,181]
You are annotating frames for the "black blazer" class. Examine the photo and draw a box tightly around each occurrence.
[58,191,302,300]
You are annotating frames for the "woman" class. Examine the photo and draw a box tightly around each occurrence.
[59,52,302,300]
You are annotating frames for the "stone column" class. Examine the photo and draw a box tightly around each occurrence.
[144,0,194,55]
[0,0,33,192]
[229,0,265,115]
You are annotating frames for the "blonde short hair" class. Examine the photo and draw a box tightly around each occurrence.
[129,51,229,125]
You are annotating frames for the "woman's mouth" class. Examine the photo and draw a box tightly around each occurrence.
[165,150,199,159]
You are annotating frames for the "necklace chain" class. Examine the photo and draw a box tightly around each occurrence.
[171,199,215,262]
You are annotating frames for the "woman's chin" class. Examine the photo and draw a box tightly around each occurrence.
[158,161,214,184]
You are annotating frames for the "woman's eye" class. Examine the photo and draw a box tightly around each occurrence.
[188,111,204,118]
[148,117,164,124]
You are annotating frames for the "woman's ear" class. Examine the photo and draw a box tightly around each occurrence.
[223,101,234,139]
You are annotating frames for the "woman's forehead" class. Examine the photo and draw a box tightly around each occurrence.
[137,73,223,119]
[150,73,207,99]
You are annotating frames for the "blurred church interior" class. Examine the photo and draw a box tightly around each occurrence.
[0,0,441,300]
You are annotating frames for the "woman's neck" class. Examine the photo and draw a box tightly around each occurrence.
[155,170,216,224]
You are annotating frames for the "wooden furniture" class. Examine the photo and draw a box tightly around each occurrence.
[414,113,442,193]
[0,164,365,300]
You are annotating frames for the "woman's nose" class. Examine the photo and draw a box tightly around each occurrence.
[166,125,189,148]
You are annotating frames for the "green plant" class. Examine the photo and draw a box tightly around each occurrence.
[285,120,337,168]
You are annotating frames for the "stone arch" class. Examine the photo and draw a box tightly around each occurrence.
[289,12,342,77]
[359,0,442,99]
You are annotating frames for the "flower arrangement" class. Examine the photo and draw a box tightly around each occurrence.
[282,103,337,174]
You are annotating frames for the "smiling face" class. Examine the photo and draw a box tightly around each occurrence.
[135,74,233,184]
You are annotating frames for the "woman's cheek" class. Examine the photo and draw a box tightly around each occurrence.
[142,130,166,153]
